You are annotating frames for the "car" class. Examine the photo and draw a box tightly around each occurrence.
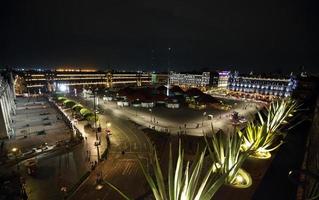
[32,147,43,153]
[42,145,55,151]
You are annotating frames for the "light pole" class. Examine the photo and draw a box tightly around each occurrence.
[12,147,19,170]
[202,112,206,127]
[149,108,152,122]
[93,88,100,162]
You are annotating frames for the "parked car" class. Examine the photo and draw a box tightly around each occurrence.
[32,147,43,153]
[42,145,55,151]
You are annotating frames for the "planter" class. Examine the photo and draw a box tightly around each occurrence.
[226,168,252,189]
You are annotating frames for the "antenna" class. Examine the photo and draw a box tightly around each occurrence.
[167,47,171,96]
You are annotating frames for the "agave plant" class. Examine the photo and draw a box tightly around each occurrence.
[144,141,232,200]
[205,127,252,188]
[258,98,299,134]
[240,98,300,159]
[105,140,229,200]
[240,122,276,159]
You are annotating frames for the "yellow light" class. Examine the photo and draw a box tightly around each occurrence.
[250,149,272,159]
[106,122,111,128]
[229,168,252,189]
[12,147,18,152]
[236,175,244,184]
[95,184,103,190]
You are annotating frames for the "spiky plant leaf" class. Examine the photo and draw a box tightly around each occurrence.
[242,98,300,155]
[105,140,229,200]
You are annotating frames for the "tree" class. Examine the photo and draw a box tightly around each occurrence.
[72,104,83,113]
[63,100,76,108]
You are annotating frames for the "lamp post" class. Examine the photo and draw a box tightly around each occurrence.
[93,88,100,162]
[12,147,19,170]
[202,112,206,127]
[149,108,152,122]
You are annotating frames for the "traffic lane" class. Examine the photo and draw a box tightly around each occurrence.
[95,101,151,153]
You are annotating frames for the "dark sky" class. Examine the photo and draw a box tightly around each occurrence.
[1,0,318,73]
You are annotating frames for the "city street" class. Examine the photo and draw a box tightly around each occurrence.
[69,95,152,200]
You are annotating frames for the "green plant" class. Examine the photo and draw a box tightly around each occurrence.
[80,108,91,116]
[57,96,67,101]
[241,98,300,158]
[105,141,229,200]
[258,98,298,134]
[240,122,278,158]
[206,128,252,187]
[63,99,76,108]
[72,104,83,112]
[85,114,98,123]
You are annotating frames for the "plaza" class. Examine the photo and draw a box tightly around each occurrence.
[6,97,71,153]
[98,94,264,137]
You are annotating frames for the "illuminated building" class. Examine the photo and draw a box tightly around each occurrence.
[169,72,211,87]
[151,73,168,85]
[0,74,16,139]
[14,68,153,93]
[228,74,297,98]
[217,71,231,88]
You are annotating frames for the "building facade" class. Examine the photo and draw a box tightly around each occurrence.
[169,72,211,87]
[0,74,16,138]
[217,71,231,89]
[228,75,297,98]
[14,69,154,94]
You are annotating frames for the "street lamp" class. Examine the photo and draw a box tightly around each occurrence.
[12,147,19,170]
[93,88,100,162]
[149,108,152,122]
[202,112,207,127]
[12,147,18,153]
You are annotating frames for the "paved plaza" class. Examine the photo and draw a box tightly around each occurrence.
[5,97,71,153]
[99,97,264,136]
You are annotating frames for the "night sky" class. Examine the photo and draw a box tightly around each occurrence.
[1,0,318,73]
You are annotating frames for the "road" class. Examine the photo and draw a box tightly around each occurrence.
[69,95,152,200]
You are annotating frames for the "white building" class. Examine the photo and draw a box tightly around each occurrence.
[0,75,16,138]
[169,72,211,87]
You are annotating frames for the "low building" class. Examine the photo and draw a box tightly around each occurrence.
[166,99,180,109]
